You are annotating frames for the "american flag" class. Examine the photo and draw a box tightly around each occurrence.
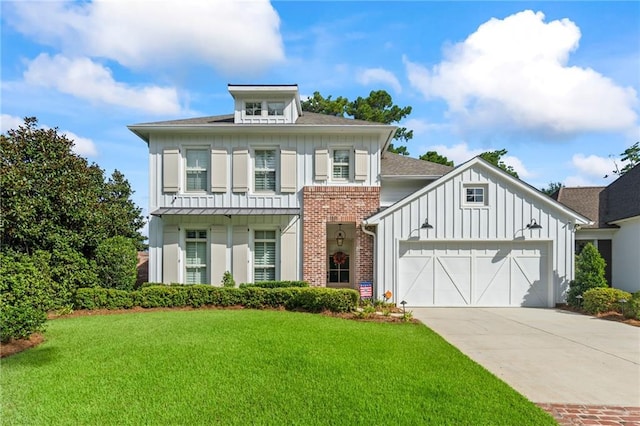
[359,282,373,298]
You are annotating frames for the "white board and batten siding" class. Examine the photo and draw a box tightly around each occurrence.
[148,132,382,211]
[148,214,300,285]
[366,158,589,307]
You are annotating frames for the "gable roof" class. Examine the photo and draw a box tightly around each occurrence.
[602,162,640,222]
[551,187,611,229]
[128,112,393,143]
[365,156,591,225]
[380,152,453,177]
[552,163,640,226]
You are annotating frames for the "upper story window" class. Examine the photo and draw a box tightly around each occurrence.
[254,149,276,192]
[463,184,488,206]
[254,230,276,281]
[246,101,262,116]
[332,149,350,180]
[267,101,284,116]
[186,149,208,192]
[185,229,207,284]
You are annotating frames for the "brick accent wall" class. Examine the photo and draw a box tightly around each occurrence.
[302,186,380,287]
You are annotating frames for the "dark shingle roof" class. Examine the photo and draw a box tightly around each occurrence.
[552,187,609,228]
[137,114,234,126]
[553,163,640,227]
[132,112,386,127]
[381,152,454,177]
[603,163,640,222]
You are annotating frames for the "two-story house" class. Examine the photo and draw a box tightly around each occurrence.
[129,84,590,307]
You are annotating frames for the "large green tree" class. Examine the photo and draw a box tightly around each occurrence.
[479,149,519,178]
[1,117,145,256]
[301,90,413,155]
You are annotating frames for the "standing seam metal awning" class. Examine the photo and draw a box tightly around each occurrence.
[150,207,301,216]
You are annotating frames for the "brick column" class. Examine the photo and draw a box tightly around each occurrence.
[302,186,380,287]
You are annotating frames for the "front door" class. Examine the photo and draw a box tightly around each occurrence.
[327,241,351,288]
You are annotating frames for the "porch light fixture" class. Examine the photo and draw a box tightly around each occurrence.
[335,224,346,247]
[421,219,433,229]
[526,219,542,230]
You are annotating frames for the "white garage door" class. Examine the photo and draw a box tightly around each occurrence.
[398,241,550,307]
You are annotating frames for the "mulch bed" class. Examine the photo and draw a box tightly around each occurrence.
[556,304,640,328]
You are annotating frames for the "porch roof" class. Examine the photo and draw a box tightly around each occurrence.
[150,207,301,217]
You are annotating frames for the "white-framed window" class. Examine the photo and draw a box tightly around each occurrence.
[254,230,276,282]
[267,101,284,116]
[254,149,277,192]
[185,229,207,284]
[463,184,488,206]
[332,149,350,180]
[186,149,208,192]
[246,101,262,116]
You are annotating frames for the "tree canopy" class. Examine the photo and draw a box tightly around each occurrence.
[615,142,639,176]
[419,151,454,166]
[541,182,564,196]
[301,90,413,155]
[479,149,519,178]
[1,117,146,256]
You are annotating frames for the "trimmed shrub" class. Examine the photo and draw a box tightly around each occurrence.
[287,288,359,313]
[567,243,608,307]
[75,287,134,310]
[72,285,357,313]
[222,271,236,288]
[239,281,309,289]
[0,251,53,342]
[94,236,138,291]
[582,287,631,315]
[624,292,640,320]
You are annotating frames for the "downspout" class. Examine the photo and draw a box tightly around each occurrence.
[361,222,377,298]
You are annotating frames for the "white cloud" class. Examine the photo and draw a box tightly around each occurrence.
[503,155,533,179]
[8,0,284,75]
[356,68,402,93]
[423,142,484,165]
[1,114,24,133]
[563,175,599,187]
[404,10,638,137]
[24,54,182,115]
[62,130,98,157]
[1,114,97,157]
[419,142,532,177]
[402,118,448,135]
[571,153,615,178]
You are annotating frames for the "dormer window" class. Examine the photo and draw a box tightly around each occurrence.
[246,102,262,116]
[267,101,284,116]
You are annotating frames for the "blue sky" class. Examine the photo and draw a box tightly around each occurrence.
[2,1,639,235]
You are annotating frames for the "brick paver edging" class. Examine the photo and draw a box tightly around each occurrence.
[537,403,640,426]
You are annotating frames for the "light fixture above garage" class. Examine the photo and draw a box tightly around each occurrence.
[421,219,433,229]
[335,224,346,246]
[526,219,542,230]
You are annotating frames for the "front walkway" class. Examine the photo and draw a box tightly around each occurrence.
[411,308,640,407]
[536,403,640,425]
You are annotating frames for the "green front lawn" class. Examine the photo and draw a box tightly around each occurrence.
[1,310,554,425]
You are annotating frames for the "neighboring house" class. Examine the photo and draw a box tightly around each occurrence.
[552,164,640,293]
[129,84,590,307]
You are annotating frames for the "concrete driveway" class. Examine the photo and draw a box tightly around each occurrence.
[411,308,640,406]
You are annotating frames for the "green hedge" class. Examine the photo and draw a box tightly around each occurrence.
[239,281,309,289]
[625,292,640,320]
[582,287,632,315]
[74,285,357,313]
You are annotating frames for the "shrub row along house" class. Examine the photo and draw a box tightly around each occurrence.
[129,84,594,307]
